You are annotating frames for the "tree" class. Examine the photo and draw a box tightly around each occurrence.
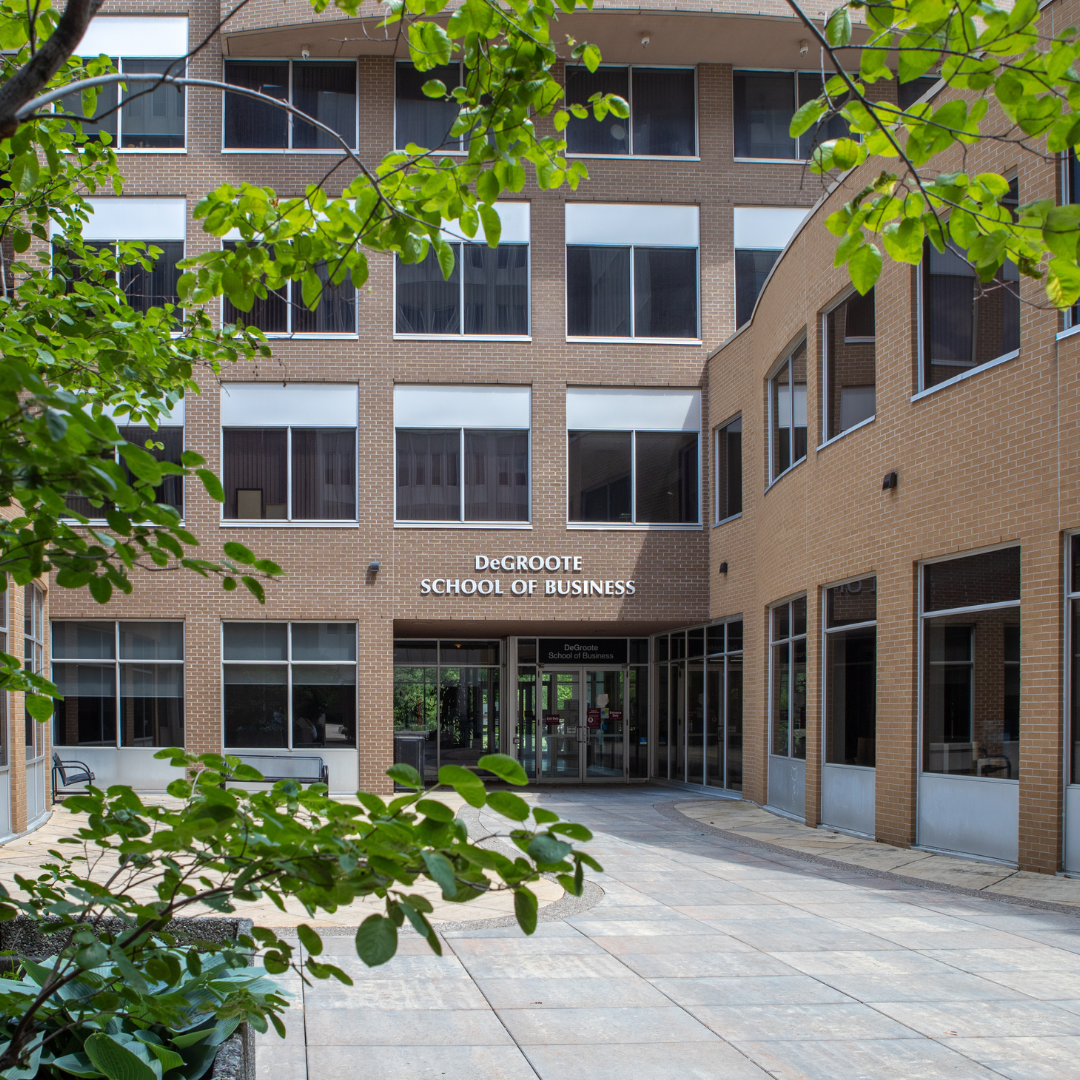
[784,0,1080,306]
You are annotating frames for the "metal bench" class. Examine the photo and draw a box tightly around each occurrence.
[51,753,95,802]
[229,754,329,786]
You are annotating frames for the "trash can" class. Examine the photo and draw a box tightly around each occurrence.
[393,733,427,789]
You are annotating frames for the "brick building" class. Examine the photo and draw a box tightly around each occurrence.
[20,0,1077,874]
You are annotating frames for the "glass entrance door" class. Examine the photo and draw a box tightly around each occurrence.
[537,668,629,782]
[585,670,626,779]
[540,670,581,780]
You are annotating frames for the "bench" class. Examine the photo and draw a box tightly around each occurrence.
[229,754,329,786]
[52,753,95,802]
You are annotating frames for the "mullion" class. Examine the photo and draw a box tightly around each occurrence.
[628,244,636,337]
[627,66,635,156]
[288,60,294,151]
[459,428,466,522]
[630,430,637,523]
[286,426,293,521]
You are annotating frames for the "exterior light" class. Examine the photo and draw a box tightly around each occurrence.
[718,561,729,575]
[368,559,380,573]
[882,471,898,491]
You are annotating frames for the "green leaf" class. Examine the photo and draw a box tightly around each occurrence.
[437,764,487,807]
[388,762,423,789]
[486,790,530,821]
[422,851,458,897]
[789,97,826,138]
[421,79,447,98]
[527,834,573,865]
[222,541,256,565]
[831,138,862,170]
[582,44,601,73]
[133,1035,183,1075]
[355,914,398,967]
[82,1034,157,1080]
[882,217,926,265]
[849,242,883,294]
[196,469,224,502]
[514,887,538,934]
[476,170,501,205]
[476,753,527,785]
[416,798,455,821]
[296,923,323,956]
[26,694,53,721]
[549,821,592,841]
[825,7,852,47]
[478,204,502,248]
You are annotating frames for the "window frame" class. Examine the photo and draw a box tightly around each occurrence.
[766,336,808,487]
[50,620,185,750]
[221,621,359,751]
[0,587,7,771]
[819,287,877,448]
[392,239,532,342]
[221,57,360,154]
[1065,531,1080,790]
[1059,151,1080,341]
[769,594,808,760]
[713,414,743,526]
[563,63,699,160]
[25,585,46,762]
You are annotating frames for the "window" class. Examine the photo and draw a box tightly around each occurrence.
[706,620,743,790]
[52,621,184,748]
[564,65,696,157]
[567,388,700,526]
[1068,536,1080,785]
[733,207,807,327]
[394,639,500,781]
[733,70,848,160]
[771,597,807,760]
[221,241,356,335]
[0,588,7,769]
[714,416,742,523]
[24,586,45,760]
[221,384,358,522]
[822,289,876,441]
[223,60,357,150]
[768,339,808,483]
[395,204,530,338]
[825,578,877,767]
[54,239,183,312]
[223,623,357,750]
[920,180,1019,391]
[64,17,188,149]
[394,386,530,524]
[565,204,699,341]
[1064,152,1080,330]
[395,62,465,151]
[898,75,939,112]
[922,547,1020,779]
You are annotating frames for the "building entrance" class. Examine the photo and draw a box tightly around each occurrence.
[535,668,626,782]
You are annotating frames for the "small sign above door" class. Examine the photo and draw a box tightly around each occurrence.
[539,638,628,665]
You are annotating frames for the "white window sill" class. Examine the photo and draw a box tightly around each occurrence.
[393,334,532,343]
[733,157,806,164]
[61,517,186,527]
[221,148,357,155]
[393,147,466,156]
[566,523,701,531]
[817,414,875,451]
[566,336,702,346]
[1057,323,1080,342]
[565,153,701,162]
[394,521,532,530]
[250,333,359,340]
[114,148,186,155]
[713,512,743,528]
[911,349,1019,402]
[765,456,806,492]
[221,520,359,528]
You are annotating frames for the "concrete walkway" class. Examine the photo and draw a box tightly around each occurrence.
[261,787,1080,1080]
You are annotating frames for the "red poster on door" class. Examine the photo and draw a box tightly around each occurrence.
[608,710,623,723]
[543,714,563,726]
[586,707,602,728]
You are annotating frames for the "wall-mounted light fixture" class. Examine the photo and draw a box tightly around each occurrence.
[882,471,898,491]
[718,561,729,575]
[640,31,650,47]
[368,559,381,573]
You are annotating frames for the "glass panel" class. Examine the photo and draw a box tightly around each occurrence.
[292,61,356,149]
[567,431,632,522]
[396,245,460,334]
[222,243,287,332]
[292,261,356,333]
[771,641,789,756]
[627,665,648,778]
[771,361,791,477]
[792,597,807,637]
[792,637,807,759]
[52,664,116,746]
[629,639,649,664]
[119,241,183,313]
[655,663,669,778]
[222,623,287,661]
[716,418,742,520]
[670,632,686,660]
[292,664,356,748]
[394,640,438,665]
[924,547,1021,612]
[440,666,499,769]
[633,247,697,338]
[706,660,722,786]
[464,429,529,522]
[796,72,850,160]
[442,641,499,665]
[826,627,876,766]
[223,664,288,748]
[61,67,118,143]
[825,291,876,438]
[119,663,183,747]
[635,432,698,524]
[671,661,685,780]
[707,624,725,655]
[541,670,580,779]
[223,61,288,149]
[564,66,630,154]
[923,612,1020,778]
[733,71,795,159]
[791,342,808,466]
[688,628,704,657]
[292,429,356,520]
[726,655,743,790]
[898,75,939,111]
[395,62,461,150]
[393,666,438,783]
[462,244,529,335]
[118,426,183,512]
[585,669,624,778]
[632,68,695,156]
[656,635,669,663]
[120,58,184,148]
[518,638,537,664]
[518,667,537,779]
[686,661,704,784]
[566,246,631,337]
[773,603,789,641]
[735,249,780,327]
[119,621,183,660]
[1072,600,1080,784]
[1073,534,1080,594]
[728,621,744,652]
[396,429,461,521]
[52,621,115,660]
[827,578,877,627]
[222,429,288,519]
[292,623,357,662]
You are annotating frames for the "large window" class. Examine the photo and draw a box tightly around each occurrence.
[1064,152,1080,330]
[25,586,45,761]
[1068,536,1080,785]
[922,547,1020,779]
[733,70,848,160]
[565,204,699,341]
[567,388,700,526]
[221,241,355,335]
[224,60,357,150]
[396,62,465,151]
[825,578,877,767]
[64,18,188,149]
[223,623,356,750]
[393,639,500,782]
[733,207,808,328]
[564,65,695,157]
[221,384,358,522]
[52,621,184,749]
[768,339,808,483]
[0,589,7,769]
[394,385,530,524]
[714,416,742,523]
[771,597,807,760]
[395,204,530,338]
[822,289,876,441]
[920,180,1020,391]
